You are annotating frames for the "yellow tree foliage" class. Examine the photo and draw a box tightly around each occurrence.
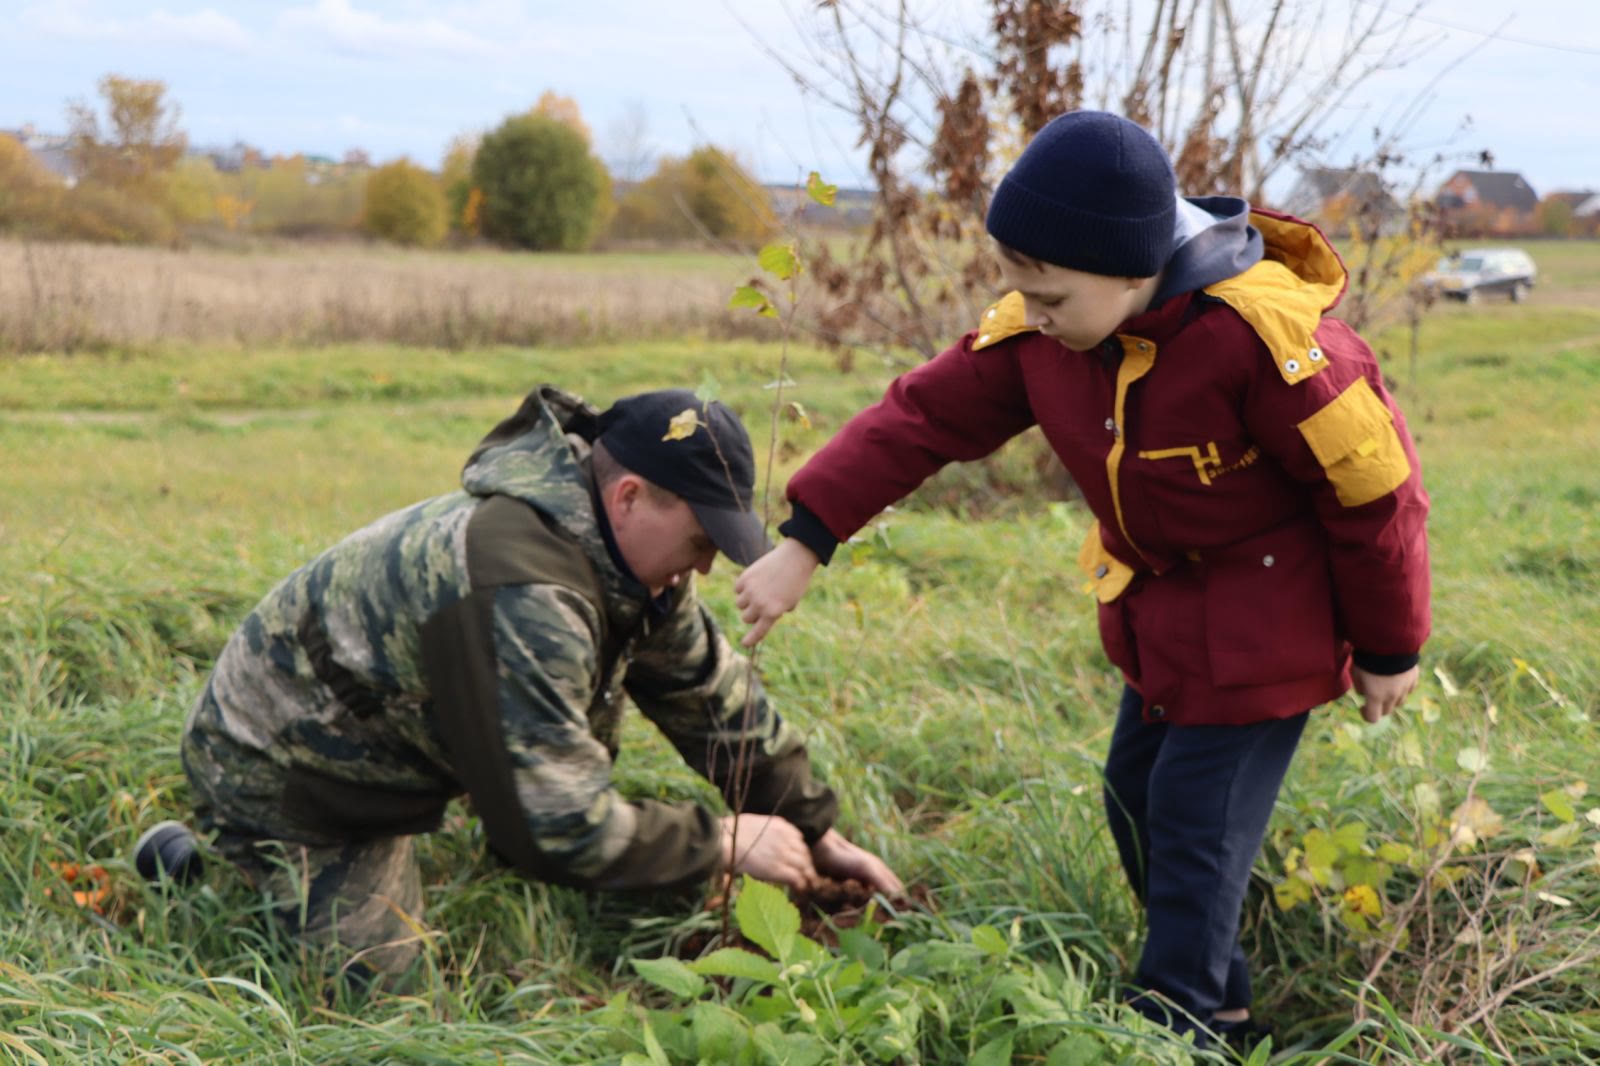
[214,193,255,232]
[531,91,591,146]
[66,75,186,198]
[612,146,777,246]
[440,133,479,235]
[163,155,222,225]
[362,159,448,247]
[0,134,65,231]
[235,157,363,236]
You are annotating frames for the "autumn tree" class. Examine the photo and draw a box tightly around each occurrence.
[1537,198,1575,238]
[0,134,64,233]
[66,75,186,198]
[532,91,592,146]
[472,111,609,251]
[362,159,448,247]
[611,146,777,246]
[766,0,1449,360]
[439,134,480,236]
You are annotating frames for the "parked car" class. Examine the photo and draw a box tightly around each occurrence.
[1424,248,1538,304]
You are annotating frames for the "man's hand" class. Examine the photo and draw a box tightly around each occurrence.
[1352,664,1419,724]
[719,814,817,891]
[733,537,821,648]
[810,829,903,896]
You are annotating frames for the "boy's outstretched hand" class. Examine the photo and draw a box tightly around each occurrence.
[734,537,821,647]
[1352,664,1419,724]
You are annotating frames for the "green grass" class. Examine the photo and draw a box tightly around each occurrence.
[3,249,1599,1062]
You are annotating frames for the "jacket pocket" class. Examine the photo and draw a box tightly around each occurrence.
[1296,377,1411,507]
[1203,521,1339,687]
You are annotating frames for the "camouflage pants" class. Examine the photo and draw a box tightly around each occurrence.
[211,829,426,977]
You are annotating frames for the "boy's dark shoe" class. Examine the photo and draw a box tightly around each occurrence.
[1213,1016,1274,1059]
[134,821,205,885]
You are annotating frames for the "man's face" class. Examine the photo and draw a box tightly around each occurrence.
[606,478,719,595]
[996,249,1150,351]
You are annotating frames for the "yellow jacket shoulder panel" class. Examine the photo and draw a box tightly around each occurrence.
[971,291,1039,351]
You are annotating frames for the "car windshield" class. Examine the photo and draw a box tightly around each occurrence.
[1455,257,1485,272]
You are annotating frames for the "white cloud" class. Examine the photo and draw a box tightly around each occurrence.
[19,3,252,51]
[147,9,253,50]
[278,0,500,60]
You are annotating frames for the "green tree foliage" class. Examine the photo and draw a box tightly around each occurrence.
[362,159,448,247]
[611,146,777,246]
[472,112,608,251]
[1538,199,1575,238]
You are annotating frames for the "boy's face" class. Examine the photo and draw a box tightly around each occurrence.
[996,250,1153,351]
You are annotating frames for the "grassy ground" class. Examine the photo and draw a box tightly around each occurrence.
[2,246,1598,1062]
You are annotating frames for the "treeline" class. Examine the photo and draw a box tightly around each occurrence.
[0,79,780,251]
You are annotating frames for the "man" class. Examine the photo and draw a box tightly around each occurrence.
[163,384,900,976]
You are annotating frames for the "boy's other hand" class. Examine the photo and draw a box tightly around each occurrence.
[733,537,820,647]
[1352,664,1419,724]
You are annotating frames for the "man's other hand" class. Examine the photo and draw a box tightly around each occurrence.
[810,829,903,896]
[733,538,820,648]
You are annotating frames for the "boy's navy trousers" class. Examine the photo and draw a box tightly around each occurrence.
[1102,683,1308,1035]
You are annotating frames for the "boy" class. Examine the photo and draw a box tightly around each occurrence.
[733,111,1429,1044]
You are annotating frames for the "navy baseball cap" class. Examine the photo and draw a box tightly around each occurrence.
[597,390,771,566]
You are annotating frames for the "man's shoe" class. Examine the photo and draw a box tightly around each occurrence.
[134,821,205,884]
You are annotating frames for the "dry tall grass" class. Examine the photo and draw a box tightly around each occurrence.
[0,238,786,353]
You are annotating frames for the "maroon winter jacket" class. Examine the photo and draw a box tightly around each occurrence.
[785,207,1430,726]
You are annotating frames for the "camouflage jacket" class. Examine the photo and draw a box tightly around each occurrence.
[182,386,837,891]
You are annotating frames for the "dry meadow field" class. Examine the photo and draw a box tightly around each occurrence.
[0,237,785,353]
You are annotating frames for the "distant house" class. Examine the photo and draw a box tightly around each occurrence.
[764,183,874,229]
[1,123,78,187]
[189,141,256,173]
[1437,169,1539,236]
[1283,167,1404,234]
[1567,191,1600,236]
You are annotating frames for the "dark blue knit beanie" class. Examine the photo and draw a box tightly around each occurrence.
[985,111,1176,277]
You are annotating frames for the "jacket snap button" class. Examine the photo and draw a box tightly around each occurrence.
[1137,342,1151,351]
[1262,554,1276,567]
[1309,346,1324,361]
[1104,417,1116,432]
[978,334,991,344]
[1095,564,1109,578]
[1284,359,1301,373]
[1150,705,1166,719]
[987,308,997,319]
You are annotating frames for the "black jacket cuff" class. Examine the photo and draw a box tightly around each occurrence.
[1352,650,1420,675]
[778,503,840,566]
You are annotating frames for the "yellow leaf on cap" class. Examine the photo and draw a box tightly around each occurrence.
[662,408,702,441]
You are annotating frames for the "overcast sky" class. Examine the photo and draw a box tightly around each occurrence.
[2,0,1596,200]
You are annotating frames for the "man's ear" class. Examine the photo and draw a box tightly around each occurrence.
[608,474,644,516]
